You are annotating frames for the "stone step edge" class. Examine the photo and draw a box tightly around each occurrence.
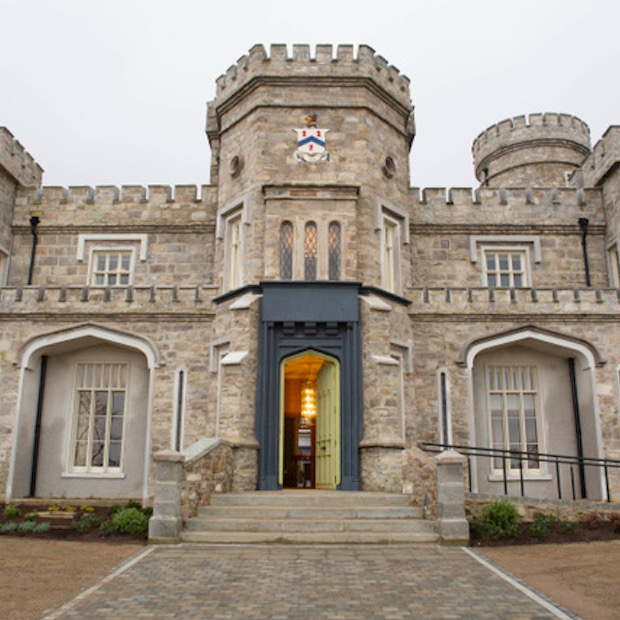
[180,532,440,544]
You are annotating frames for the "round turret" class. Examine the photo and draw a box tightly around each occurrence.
[472,113,591,187]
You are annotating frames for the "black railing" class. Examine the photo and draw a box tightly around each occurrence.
[420,442,620,503]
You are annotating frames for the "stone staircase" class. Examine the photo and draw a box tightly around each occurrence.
[181,491,439,545]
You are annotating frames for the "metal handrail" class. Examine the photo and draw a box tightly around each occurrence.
[419,441,620,502]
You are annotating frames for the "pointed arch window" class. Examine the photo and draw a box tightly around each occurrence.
[328,221,341,280]
[304,222,317,281]
[280,221,293,280]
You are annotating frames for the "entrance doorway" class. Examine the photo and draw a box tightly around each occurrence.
[280,351,340,489]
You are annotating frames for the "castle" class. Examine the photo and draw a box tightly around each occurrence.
[1,44,619,517]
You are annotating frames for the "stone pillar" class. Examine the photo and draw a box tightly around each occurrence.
[148,450,184,544]
[435,449,469,546]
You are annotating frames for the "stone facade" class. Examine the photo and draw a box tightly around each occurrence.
[1,44,620,509]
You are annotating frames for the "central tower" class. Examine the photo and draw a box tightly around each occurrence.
[206,43,415,292]
[207,45,416,492]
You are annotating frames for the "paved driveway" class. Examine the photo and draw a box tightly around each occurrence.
[45,544,575,619]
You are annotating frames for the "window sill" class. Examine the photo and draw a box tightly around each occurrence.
[62,471,126,479]
[487,473,552,482]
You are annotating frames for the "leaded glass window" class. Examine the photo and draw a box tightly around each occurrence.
[487,365,541,473]
[304,222,317,281]
[328,221,341,280]
[73,362,127,472]
[280,221,293,280]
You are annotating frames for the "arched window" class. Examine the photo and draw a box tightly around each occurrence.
[304,222,317,280]
[328,221,341,280]
[280,221,293,280]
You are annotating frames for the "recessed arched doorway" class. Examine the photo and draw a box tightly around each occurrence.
[279,351,340,489]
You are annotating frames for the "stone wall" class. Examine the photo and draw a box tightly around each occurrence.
[181,441,233,519]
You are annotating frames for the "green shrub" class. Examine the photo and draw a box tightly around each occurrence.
[470,500,521,539]
[111,507,148,536]
[18,520,37,532]
[24,511,40,521]
[101,506,149,538]
[3,505,20,520]
[99,519,117,537]
[531,513,555,539]
[560,520,577,535]
[0,522,18,532]
[73,514,102,533]
[33,522,51,533]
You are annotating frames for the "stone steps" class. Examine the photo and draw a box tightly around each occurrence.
[181,491,439,545]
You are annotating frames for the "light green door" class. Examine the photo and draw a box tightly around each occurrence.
[316,360,341,489]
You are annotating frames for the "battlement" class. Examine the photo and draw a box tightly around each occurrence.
[578,126,620,187]
[0,127,43,188]
[472,113,591,157]
[18,184,216,204]
[408,186,603,226]
[14,184,218,227]
[214,44,412,110]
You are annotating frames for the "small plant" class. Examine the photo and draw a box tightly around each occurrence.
[111,507,148,536]
[3,504,21,520]
[80,504,95,513]
[33,522,51,533]
[470,500,521,539]
[24,511,40,521]
[99,519,117,537]
[18,520,37,533]
[61,505,77,513]
[531,512,554,539]
[585,513,600,530]
[73,514,101,533]
[47,505,59,512]
[0,522,18,532]
[107,504,122,516]
[609,513,620,533]
[560,520,577,535]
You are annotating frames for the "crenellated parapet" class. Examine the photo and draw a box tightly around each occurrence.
[406,286,620,316]
[577,126,620,188]
[408,186,604,226]
[472,113,591,187]
[0,127,43,188]
[213,43,412,111]
[13,184,218,227]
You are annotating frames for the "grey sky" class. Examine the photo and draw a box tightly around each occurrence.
[2,0,618,190]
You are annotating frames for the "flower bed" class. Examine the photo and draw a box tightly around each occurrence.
[469,499,620,546]
[1,501,150,543]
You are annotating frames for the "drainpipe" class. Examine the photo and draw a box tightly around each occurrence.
[29,355,48,496]
[578,218,591,287]
[27,213,41,286]
[568,357,587,499]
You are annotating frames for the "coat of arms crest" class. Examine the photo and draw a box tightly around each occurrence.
[293,114,330,162]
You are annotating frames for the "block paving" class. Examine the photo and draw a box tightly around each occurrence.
[46,544,574,619]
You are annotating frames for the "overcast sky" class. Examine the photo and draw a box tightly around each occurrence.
[2,0,618,190]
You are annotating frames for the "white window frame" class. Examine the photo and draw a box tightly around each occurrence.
[485,364,545,478]
[77,234,147,287]
[88,247,136,287]
[470,235,540,289]
[0,246,9,286]
[224,210,243,291]
[607,241,620,287]
[481,245,531,288]
[381,213,401,294]
[375,200,408,295]
[68,361,129,476]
